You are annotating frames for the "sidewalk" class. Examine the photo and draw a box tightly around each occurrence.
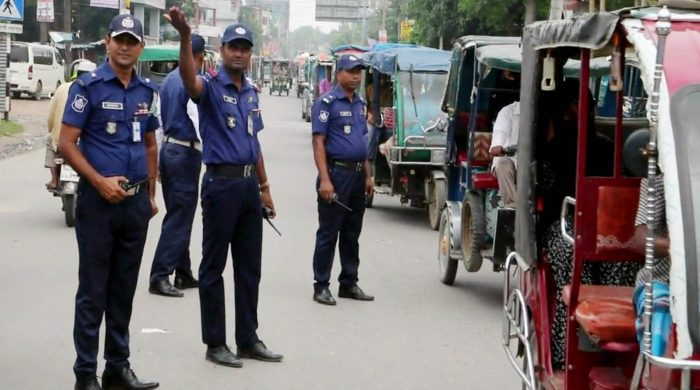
[0,99,50,160]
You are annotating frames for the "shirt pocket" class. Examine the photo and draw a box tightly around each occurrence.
[91,108,127,140]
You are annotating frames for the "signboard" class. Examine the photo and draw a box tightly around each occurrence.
[89,0,118,9]
[37,0,53,22]
[400,20,414,41]
[130,0,165,9]
[0,0,24,21]
[316,0,362,22]
[0,22,22,33]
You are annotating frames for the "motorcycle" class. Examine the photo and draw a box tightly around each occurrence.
[49,158,80,227]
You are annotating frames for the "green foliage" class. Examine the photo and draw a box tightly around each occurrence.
[240,7,264,55]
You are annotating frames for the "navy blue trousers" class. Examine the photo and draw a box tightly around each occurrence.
[312,167,366,291]
[199,170,262,348]
[150,143,202,283]
[73,183,151,379]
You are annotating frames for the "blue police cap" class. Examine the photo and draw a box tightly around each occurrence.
[222,23,254,46]
[337,54,365,71]
[108,14,144,42]
[191,34,206,55]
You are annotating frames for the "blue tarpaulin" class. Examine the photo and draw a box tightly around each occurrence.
[364,46,451,74]
[330,44,369,55]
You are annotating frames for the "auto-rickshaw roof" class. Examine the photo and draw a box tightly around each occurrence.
[331,44,369,55]
[453,35,521,50]
[475,43,611,77]
[139,45,179,62]
[364,46,451,75]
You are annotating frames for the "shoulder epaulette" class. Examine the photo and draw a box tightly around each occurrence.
[75,72,99,88]
[140,76,159,91]
[321,94,336,104]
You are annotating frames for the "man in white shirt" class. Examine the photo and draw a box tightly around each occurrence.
[490,101,519,207]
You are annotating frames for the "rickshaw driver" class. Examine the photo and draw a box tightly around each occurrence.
[490,101,520,207]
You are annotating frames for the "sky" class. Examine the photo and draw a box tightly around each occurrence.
[288,0,340,33]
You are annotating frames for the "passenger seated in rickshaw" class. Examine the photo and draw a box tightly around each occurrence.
[537,79,638,370]
[366,74,393,160]
[489,101,520,207]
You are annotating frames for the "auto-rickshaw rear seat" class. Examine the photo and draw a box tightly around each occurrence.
[563,183,642,346]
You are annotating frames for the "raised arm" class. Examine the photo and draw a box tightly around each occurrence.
[164,6,203,99]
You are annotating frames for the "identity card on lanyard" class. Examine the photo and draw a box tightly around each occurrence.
[132,118,142,143]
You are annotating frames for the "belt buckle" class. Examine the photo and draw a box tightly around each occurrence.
[243,165,254,177]
[355,163,363,172]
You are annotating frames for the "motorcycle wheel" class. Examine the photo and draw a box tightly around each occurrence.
[63,194,77,227]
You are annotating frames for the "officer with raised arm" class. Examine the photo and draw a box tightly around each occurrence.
[164,7,283,367]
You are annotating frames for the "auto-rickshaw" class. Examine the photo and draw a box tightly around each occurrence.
[301,57,334,122]
[502,5,700,389]
[437,37,611,284]
[262,58,272,87]
[136,45,179,84]
[362,45,451,225]
[270,58,291,96]
[295,52,312,98]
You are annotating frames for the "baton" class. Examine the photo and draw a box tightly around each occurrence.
[263,207,282,236]
[331,193,353,212]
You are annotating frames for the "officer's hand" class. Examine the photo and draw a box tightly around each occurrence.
[150,197,159,218]
[365,176,374,198]
[97,176,128,204]
[490,146,504,157]
[163,6,191,35]
[318,179,334,202]
[261,188,276,219]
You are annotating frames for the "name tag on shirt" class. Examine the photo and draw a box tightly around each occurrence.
[223,95,237,104]
[102,102,123,110]
[339,111,353,117]
[132,121,141,143]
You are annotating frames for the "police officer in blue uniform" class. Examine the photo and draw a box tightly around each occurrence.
[59,14,160,390]
[165,8,283,367]
[311,55,375,306]
[148,34,207,298]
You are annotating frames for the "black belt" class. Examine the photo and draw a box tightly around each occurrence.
[207,164,256,178]
[331,160,364,172]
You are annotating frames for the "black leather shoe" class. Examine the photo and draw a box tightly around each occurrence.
[205,345,243,368]
[174,270,199,290]
[148,280,183,297]
[75,376,102,390]
[313,287,337,305]
[101,367,158,390]
[338,285,374,301]
[237,341,283,362]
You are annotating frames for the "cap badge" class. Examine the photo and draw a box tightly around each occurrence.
[121,17,134,29]
[349,55,357,61]
[235,27,246,35]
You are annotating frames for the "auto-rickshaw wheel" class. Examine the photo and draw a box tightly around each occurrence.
[427,177,446,231]
[460,191,485,272]
[438,207,458,285]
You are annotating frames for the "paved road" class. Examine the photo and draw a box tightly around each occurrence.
[0,90,520,389]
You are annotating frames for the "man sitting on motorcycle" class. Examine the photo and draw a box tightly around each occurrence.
[490,100,519,207]
[45,60,97,190]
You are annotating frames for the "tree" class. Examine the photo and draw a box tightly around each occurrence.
[239,7,264,55]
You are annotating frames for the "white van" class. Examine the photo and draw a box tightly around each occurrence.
[10,42,66,100]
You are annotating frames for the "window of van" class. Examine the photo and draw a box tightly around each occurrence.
[10,45,28,63]
[34,48,53,65]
